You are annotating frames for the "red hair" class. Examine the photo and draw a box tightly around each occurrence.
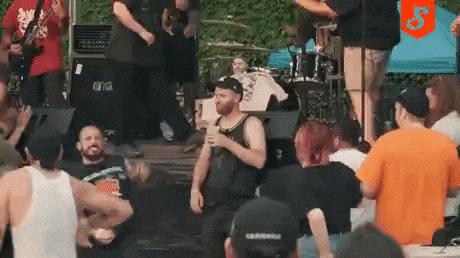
[295,119,332,166]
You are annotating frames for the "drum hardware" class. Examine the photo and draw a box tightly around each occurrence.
[287,43,336,82]
[201,19,249,29]
[200,56,235,61]
[207,41,270,51]
[248,67,288,76]
[291,80,329,119]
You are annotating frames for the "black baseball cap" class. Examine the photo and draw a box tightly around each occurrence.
[395,87,429,118]
[215,77,244,96]
[26,127,62,162]
[335,223,404,258]
[230,198,298,257]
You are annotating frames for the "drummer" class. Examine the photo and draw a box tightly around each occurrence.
[231,57,248,75]
[229,57,288,111]
[198,58,289,127]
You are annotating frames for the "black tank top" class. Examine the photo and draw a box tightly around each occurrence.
[204,114,260,207]
[106,0,170,66]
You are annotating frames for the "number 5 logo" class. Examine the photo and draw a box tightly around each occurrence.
[401,0,436,39]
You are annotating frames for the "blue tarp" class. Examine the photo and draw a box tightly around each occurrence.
[267,4,457,74]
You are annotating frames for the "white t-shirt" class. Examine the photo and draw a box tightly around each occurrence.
[329,148,367,172]
[330,148,371,229]
[432,111,460,217]
[432,111,460,146]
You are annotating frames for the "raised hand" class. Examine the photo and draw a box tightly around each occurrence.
[52,0,67,19]
[17,105,32,130]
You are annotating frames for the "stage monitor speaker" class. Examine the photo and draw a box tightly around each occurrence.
[249,111,300,169]
[70,57,121,135]
[30,108,75,136]
[70,57,115,102]
[19,107,75,161]
[249,110,300,139]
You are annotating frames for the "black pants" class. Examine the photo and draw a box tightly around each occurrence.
[201,199,250,258]
[21,70,68,108]
[110,60,191,143]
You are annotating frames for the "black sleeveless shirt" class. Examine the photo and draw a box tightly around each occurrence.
[203,114,260,207]
[105,0,171,67]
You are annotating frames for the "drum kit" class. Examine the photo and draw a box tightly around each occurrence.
[201,18,344,119]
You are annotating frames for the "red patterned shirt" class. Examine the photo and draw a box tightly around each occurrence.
[2,0,64,76]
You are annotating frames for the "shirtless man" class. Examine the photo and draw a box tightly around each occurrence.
[0,128,133,258]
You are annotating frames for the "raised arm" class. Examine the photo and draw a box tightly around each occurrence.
[52,0,69,34]
[71,178,133,229]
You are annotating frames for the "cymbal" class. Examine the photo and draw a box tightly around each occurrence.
[249,67,288,74]
[207,41,270,51]
[201,19,249,29]
[200,56,235,61]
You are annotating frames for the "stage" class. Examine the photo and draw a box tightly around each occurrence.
[129,142,203,258]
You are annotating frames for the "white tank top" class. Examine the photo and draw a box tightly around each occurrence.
[12,166,78,258]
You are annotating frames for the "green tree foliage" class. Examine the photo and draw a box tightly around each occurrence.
[77,0,112,24]
[0,0,459,79]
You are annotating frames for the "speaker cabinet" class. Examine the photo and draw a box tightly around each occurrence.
[249,111,300,169]
[70,57,121,134]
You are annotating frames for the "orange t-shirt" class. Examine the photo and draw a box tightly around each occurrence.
[357,128,460,245]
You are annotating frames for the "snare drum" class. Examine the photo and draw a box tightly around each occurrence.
[291,80,330,119]
[295,51,334,82]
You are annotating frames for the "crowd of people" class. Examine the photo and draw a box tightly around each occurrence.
[0,0,459,257]
[191,77,460,258]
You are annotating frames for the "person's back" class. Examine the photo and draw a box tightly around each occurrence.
[432,111,460,146]
[8,166,77,258]
[358,127,460,244]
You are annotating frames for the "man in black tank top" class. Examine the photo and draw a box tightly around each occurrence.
[190,77,267,258]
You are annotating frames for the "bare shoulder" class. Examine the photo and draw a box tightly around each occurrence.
[244,115,265,136]
[1,168,28,182]
[245,115,263,128]
[0,167,29,190]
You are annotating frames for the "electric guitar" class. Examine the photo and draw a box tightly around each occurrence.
[162,7,188,36]
[9,8,53,83]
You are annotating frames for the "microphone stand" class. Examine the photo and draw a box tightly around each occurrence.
[360,0,366,140]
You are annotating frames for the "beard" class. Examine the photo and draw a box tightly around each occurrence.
[82,145,104,161]
[216,101,234,115]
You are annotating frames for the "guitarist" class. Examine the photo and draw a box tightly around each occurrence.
[2,0,69,108]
